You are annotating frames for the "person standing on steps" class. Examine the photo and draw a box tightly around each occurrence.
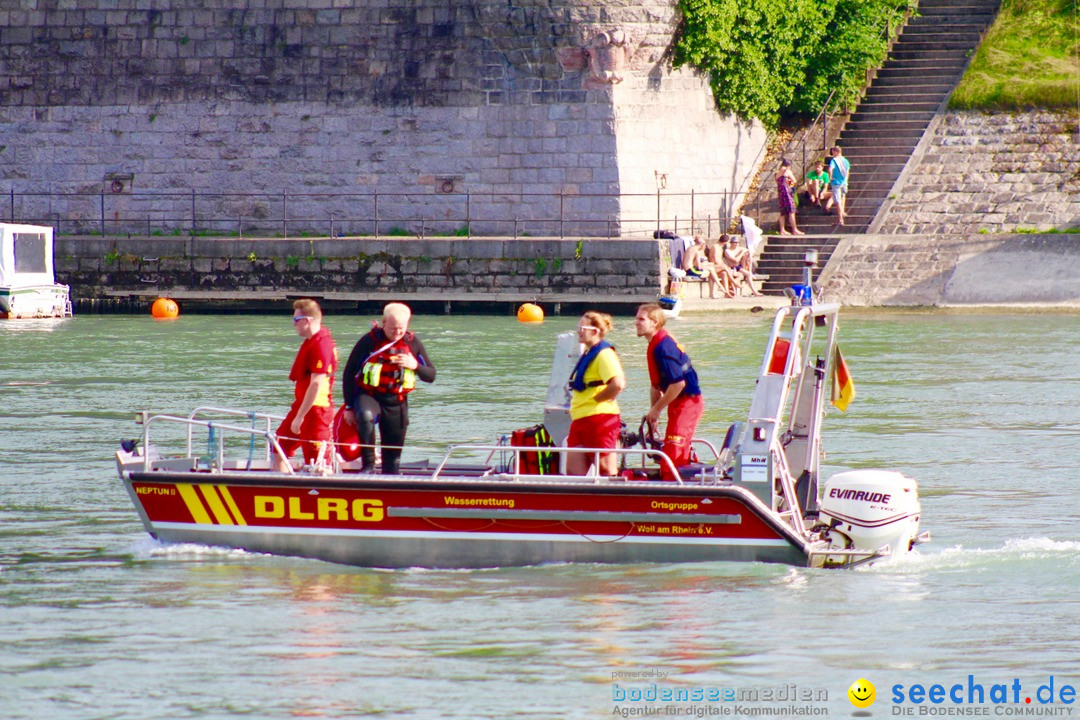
[823,146,851,227]
[775,158,804,235]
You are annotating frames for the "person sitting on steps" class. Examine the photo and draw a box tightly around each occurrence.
[720,235,763,297]
[683,235,735,299]
[805,159,829,208]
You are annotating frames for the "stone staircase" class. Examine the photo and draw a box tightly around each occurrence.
[793,0,1001,235]
[755,235,841,295]
[753,0,1000,294]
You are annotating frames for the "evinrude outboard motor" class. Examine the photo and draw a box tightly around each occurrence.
[817,470,924,561]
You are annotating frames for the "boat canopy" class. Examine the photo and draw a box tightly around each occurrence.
[0,223,56,289]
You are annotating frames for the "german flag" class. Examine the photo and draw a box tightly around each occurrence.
[831,344,855,412]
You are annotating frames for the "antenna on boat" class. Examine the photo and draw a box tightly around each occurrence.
[803,249,818,288]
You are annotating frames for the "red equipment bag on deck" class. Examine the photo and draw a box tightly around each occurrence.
[510,424,556,475]
[332,405,362,462]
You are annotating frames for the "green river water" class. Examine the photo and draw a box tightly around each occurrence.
[2,310,1079,719]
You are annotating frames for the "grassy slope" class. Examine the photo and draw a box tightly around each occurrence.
[950,0,1080,109]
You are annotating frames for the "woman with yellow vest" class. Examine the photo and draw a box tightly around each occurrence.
[566,311,626,477]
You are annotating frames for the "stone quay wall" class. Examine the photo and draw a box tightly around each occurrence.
[818,233,1080,307]
[0,0,767,239]
[54,235,665,311]
[876,111,1080,235]
[53,230,1080,310]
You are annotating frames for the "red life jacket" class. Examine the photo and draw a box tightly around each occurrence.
[356,329,418,401]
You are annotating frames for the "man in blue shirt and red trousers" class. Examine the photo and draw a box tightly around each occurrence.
[635,303,705,481]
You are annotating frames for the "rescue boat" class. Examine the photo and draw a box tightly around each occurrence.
[0,223,73,320]
[115,301,928,569]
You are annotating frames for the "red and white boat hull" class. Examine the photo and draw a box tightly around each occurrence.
[124,472,812,568]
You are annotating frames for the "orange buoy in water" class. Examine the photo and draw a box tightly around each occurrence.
[151,297,180,319]
[517,303,544,323]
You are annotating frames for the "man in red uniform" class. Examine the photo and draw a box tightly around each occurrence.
[274,298,337,471]
[635,303,705,481]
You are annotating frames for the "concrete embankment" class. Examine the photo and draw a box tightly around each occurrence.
[874,111,1080,236]
[54,235,666,315]
[818,233,1080,308]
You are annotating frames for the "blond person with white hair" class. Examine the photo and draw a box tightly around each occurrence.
[342,303,436,474]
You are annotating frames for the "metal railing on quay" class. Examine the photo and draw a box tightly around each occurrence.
[4,187,749,241]
[746,91,841,231]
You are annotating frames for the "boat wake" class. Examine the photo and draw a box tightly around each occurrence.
[869,536,1080,573]
[0,318,69,332]
[130,536,263,561]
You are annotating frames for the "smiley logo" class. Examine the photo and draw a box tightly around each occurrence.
[848,678,876,708]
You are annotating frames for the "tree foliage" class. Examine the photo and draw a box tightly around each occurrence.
[673,0,912,128]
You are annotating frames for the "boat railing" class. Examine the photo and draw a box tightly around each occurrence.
[690,438,720,464]
[757,305,814,380]
[129,409,721,484]
[739,302,842,513]
[433,443,712,485]
[134,411,295,474]
[770,442,805,533]
[184,406,285,463]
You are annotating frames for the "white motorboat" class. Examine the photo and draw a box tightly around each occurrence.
[0,223,72,319]
[115,302,928,569]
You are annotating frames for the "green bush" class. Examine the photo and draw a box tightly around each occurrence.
[674,0,911,127]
